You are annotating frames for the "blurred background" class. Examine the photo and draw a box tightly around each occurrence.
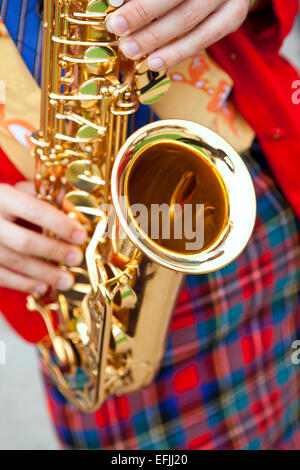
[0,13,299,451]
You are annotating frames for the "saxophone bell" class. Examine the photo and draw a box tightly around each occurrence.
[112,119,256,274]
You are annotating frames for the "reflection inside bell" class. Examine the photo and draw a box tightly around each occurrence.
[126,140,229,254]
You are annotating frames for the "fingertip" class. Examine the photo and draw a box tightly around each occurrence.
[57,273,74,291]
[147,57,166,72]
[106,14,129,35]
[119,38,142,59]
[33,283,48,296]
[65,248,83,267]
[72,229,87,245]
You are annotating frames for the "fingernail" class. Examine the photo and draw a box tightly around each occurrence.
[34,283,48,296]
[72,229,87,244]
[57,274,74,291]
[106,15,129,35]
[148,57,165,71]
[66,249,83,266]
[120,39,141,59]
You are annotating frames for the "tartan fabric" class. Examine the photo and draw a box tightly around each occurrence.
[42,144,300,450]
[2,0,300,450]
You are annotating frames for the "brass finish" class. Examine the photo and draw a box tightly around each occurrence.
[27,0,256,412]
[125,139,228,254]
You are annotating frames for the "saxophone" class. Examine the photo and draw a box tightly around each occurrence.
[27,0,256,412]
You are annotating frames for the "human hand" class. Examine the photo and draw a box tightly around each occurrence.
[0,181,87,295]
[106,0,252,71]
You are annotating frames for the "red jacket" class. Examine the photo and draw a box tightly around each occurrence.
[0,0,299,343]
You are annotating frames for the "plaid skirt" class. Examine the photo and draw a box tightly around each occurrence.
[42,142,300,450]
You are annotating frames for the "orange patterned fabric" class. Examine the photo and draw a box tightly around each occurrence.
[152,51,255,154]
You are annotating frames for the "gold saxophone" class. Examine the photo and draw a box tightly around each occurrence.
[27,0,256,412]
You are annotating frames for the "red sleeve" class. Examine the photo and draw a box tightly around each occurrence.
[244,0,299,52]
[0,147,25,184]
[209,1,300,220]
[272,0,299,42]
[0,147,47,343]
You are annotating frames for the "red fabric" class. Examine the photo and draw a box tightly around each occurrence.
[0,147,25,184]
[209,0,300,218]
[0,1,299,343]
[0,147,48,342]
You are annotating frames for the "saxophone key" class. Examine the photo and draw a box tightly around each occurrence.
[63,190,104,223]
[66,160,105,192]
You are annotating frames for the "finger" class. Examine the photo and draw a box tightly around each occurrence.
[0,184,87,244]
[0,217,84,267]
[147,0,249,71]
[0,245,74,291]
[106,0,184,36]
[119,0,225,60]
[0,265,48,295]
[14,180,35,196]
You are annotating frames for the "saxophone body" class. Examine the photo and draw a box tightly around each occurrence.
[28,0,256,412]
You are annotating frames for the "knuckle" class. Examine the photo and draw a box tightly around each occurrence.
[194,27,218,50]
[174,46,187,65]
[134,0,151,23]
[14,233,32,254]
[46,240,68,263]
[42,203,75,241]
[145,28,160,51]
[181,5,200,30]
[23,196,41,220]
[0,246,8,265]
[0,247,19,269]
[61,220,76,241]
